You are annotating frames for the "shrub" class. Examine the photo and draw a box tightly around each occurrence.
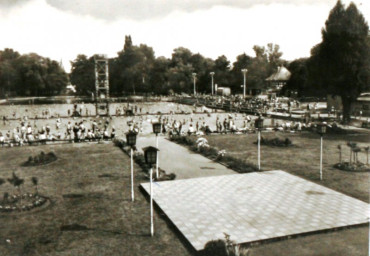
[203,233,249,256]
[203,239,228,256]
[114,138,176,181]
[333,162,370,172]
[256,137,293,147]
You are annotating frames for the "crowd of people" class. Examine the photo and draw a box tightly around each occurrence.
[0,117,116,147]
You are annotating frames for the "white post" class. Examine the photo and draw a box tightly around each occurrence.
[156,135,159,178]
[210,72,215,96]
[242,69,248,98]
[130,148,134,202]
[150,167,154,236]
[320,136,323,180]
[258,130,261,170]
[193,77,196,96]
[243,72,246,98]
[211,75,214,96]
[192,73,197,96]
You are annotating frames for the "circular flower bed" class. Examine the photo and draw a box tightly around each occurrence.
[0,193,49,213]
[333,162,370,172]
[22,151,57,166]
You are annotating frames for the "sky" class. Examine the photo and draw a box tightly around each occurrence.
[0,0,368,72]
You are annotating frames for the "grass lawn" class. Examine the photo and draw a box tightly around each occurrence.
[202,131,370,203]
[0,143,193,256]
[183,130,369,256]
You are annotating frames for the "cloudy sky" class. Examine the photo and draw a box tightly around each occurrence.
[0,0,368,72]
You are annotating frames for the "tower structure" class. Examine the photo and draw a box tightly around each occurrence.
[95,55,110,116]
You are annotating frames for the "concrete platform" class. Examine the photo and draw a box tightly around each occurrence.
[141,170,369,251]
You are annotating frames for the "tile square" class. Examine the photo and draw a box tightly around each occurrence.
[141,170,369,251]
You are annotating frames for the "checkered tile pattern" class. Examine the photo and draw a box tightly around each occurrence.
[141,171,369,251]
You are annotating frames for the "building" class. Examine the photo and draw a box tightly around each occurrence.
[352,93,370,116]
[327,93,370,117]
[265,66,291,97]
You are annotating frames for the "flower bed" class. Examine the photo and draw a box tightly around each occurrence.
[0,193,48,213]
[22,151,57,166]
[169,135,259,173]
[113,139,176,181]
[333,162,370,172]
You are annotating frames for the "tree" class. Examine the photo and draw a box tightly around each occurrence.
[7,172,24,207]
[230,53,253,94]
[70,54,95,95]
[0,49,67,97]
[283,58,310,97]
[113,37,156,95]
[148,57,170,94]
[308,1,370,123]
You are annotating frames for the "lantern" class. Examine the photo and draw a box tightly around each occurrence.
[126,131,137,147]
[152,122,162,135]
[143,146,159,166]
[317,122,327,136]
[254,116,264,130]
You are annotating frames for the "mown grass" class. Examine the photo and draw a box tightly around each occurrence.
[0,143,193,256]
[202,131,370,203]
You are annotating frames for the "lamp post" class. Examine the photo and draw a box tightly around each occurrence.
[143,146,159,237]
[317,122,327,181]
[152,122,162,178]
[126,131,137,202]
[242,69,248,98]
[210,72,215,96]
[254,116,264,170]
[192,73,197,96]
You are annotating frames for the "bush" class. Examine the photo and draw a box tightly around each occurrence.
[255,137,293,147]
[114,139,176,181]
[333,162,370,172]
[203,234,250,256]
[203,240,228,256]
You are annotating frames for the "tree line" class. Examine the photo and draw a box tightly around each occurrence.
[70,36,285,96]
[0,1,368,122]
[0,49,68,97]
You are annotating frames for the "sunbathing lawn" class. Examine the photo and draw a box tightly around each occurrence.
[0,143,193,256]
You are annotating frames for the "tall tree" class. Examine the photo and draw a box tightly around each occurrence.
[308,1,369,122]
[231,53,253,94]
[70,54,95,95]
[283,58,310,97]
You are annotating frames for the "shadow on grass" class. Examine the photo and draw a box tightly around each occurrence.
[60,223,151,237]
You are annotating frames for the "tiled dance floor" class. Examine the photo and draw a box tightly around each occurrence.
[141,171,369,251]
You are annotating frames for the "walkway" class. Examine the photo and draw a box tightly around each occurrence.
[135,135,235,179]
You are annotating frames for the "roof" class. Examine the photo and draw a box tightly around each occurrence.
[266,66,291,81]
[357,92,370,102]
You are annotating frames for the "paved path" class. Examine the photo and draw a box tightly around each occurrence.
[135,135,235,179]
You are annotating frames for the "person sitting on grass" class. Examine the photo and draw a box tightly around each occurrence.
[187,123,196,135]
[204,125,213,135]
[86,129,95,141]
[95,129,103,141]
[237,121,249,133]
[111,127,116,139]
[0,132,5,147]
[103,129,110,140]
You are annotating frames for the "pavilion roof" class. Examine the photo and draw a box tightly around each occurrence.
[266,66,291,81]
